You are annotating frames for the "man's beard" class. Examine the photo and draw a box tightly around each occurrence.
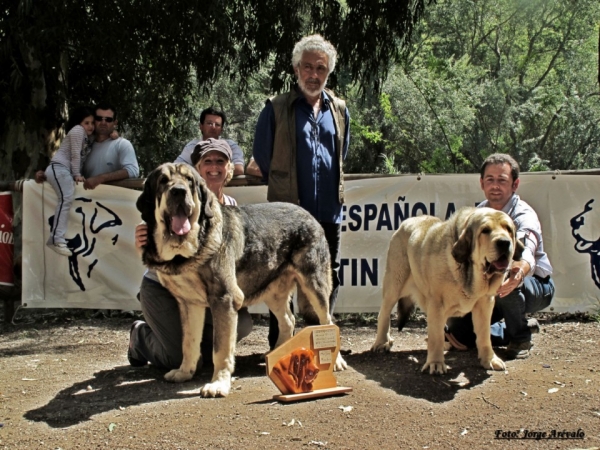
[298,76,328,98]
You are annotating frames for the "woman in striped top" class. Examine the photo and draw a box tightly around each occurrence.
[44,106,95,256]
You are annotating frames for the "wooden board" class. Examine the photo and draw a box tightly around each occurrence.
[273,386,353,403]
[265,324,352,402]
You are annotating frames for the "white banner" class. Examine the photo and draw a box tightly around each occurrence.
[22,173,600,313]
[23,182,146,310]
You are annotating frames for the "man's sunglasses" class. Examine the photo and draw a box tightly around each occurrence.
[95,115,115,123]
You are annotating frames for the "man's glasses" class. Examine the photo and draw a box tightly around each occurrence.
[95,115,115,123]
[204,121,222,128]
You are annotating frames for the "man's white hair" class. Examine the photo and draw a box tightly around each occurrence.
[291,34,337,74]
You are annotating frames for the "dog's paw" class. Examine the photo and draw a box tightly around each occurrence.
[334,353,348,371]
[370,339,394,353]
[422,361,448,375]
[164,368,194,383]
[200,380,230,398]
[482,354,506,371]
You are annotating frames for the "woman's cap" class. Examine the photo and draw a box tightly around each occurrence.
[191,138,232,166]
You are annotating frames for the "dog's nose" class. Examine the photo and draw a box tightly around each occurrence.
[495,238,511,253]
[170,185,187,198]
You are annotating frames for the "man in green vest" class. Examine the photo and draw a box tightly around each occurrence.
[253,34,350,349]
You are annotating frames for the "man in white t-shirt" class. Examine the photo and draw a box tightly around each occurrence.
[35,102,139,189]
[175,107,245,175]
[81,102,139,189]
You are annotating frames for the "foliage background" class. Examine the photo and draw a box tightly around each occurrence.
[348,0,600,174]
[0,0,425,179]
[1,0,598,181]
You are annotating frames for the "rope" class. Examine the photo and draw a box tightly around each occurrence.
[11,303,24,325]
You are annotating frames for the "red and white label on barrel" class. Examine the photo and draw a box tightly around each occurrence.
[0,192,14,286]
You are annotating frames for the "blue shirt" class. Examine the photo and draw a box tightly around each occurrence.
[253,88,350,223]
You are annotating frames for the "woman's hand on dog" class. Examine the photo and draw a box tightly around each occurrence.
[135,223,148,248]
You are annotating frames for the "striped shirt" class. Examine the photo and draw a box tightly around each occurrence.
[50,125,91,177]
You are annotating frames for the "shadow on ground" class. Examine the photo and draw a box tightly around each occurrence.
[24,353,266,428]
[343,348,493,403]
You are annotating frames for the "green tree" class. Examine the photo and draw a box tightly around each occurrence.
[0,0,429,181]
[363,0,600,174]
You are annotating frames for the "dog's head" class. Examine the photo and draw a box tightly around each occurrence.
[47,197,124,291]
[570,199,600,289]
[136,163,216,263]
[273,348,320,394]
[293,348,320,390]
[571,199,600,255]
[452,207,524,275]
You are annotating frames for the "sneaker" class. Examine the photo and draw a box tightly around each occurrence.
[528,318,540,334]
[505,340,533,360]
[48,242,72,256]
[128,320,148,367]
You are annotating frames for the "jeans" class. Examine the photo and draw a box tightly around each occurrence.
[447,275,555,347]
[45,163,75,246]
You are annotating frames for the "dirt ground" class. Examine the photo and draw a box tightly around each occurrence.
[0,309,599,450]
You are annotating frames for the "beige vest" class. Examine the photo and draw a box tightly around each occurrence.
[267,88,346,204]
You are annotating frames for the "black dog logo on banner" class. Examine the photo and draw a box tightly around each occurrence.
[48,198,122,291]
[570,199,600,290]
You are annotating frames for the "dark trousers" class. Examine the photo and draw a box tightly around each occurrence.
[268,221,341,349]
[130,277,253,369]
[447,275,555,347]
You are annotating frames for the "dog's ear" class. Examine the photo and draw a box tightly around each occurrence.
[194,172,215,219]
[290,352,301,375]
[136,168,159,224]
[508,220,525,261]
[452,225,473,264]
[204,194,215,219]
[513,236,525,261]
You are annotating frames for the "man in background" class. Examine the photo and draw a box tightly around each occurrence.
[81,102,139,189]
[446,153,555,359]
[176,107,245,175]
[35,102,139,187]
[253,34,350,348]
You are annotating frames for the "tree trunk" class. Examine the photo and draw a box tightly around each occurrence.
[0,42,67,264]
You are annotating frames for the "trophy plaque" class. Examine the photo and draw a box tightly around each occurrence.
[265,324,352,402]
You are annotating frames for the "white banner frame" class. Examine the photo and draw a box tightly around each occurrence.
[22,173,600,313]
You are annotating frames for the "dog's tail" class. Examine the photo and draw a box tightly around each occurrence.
[396,297,415,331]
